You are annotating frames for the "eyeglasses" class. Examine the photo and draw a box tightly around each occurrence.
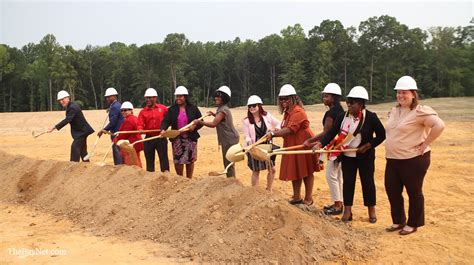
[121,109,132,112]
[346,99,357,105]
[279,97,290,102]
[248,104,258,108]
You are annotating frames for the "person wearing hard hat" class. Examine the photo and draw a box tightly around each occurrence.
[138,88,169,172]
[266,84,320,206]
[114,101,143,168]
[160,86,203,178]
[384,76,444,235]
[196,85,239,178]
[304,83,345,215]
[315,86,385,223]
[98,87,124,165]
[242,95,280,190]
[48,90,95,162]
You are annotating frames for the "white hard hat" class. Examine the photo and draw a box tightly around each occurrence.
[217,85,231,97]
[104,87,118,97]
[347,86,369,100]
[144,88,158,97]
[57,90,70,100]
[278,84,297,96]
[121,101,134,110]
[394,76,418,90]
[174,86,189,95]
[247,95,263,105]
[322,83,342,95]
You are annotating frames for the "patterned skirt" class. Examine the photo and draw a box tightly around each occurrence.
[246,152,275,171]
[172,136,198,164]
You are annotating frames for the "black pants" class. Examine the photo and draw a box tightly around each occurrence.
[143,136,169,172]
[220,143,236,178]
[70,136,89,162]
[385,152,431,227]
[341,155,376,207]
[110,135,123,165]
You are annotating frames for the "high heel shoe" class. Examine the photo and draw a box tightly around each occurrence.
[341,213,353,222]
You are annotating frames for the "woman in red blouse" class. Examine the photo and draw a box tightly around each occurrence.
[115,101,143,167]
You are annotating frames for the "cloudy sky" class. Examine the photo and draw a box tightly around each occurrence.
[1,0,472,49]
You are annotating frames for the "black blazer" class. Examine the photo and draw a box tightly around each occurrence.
[319,109,386,159]
[55,102,94,139]
[160,103,203,142]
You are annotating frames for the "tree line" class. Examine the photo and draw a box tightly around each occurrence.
[0,15,472,112]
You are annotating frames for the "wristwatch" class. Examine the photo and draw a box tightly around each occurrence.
[270,131,275,137]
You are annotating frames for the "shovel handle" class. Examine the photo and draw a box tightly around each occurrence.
[273,148,359,155]
[178,113,212,132]
[273,144,305,152]
[244,135,270,152]
[114,129,161,135]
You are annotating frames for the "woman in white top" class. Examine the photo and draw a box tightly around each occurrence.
[242,95,280,191]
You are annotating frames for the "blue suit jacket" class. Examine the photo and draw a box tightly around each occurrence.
[103,101,124,133]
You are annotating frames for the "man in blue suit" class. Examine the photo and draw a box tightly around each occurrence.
[97,87,124,165]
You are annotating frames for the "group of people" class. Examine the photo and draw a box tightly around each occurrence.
[49,75,444,236]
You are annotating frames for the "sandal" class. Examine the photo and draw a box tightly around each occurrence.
[324,206,343,215]
[303,200,313,206]
[323,204,335,210]
[288,199,304,205]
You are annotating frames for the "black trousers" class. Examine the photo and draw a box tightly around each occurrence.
[70,136,89,162]
[341,155,376,207]
[385,152,431,227]
[143,136,170,172]
[110,135,123,165]
[220,143,236,178]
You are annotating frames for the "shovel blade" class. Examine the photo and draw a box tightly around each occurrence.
[225,143,245,163]
[161,130,181,138]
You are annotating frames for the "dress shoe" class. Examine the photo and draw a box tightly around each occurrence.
[385,224,405,232]
[399,227,417,235]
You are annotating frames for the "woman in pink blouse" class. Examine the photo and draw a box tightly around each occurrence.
[242,95,280,191]
[384,76,445,235]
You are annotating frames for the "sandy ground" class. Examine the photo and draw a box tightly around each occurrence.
[0,97,473,264]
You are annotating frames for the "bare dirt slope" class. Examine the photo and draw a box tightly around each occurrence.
[0,97,473,264]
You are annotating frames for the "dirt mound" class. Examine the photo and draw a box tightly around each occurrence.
[0,151,374,263]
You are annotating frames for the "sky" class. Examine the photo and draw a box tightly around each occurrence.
[1,0,472,49]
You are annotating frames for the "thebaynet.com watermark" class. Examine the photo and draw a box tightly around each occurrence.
[8,247,67,257]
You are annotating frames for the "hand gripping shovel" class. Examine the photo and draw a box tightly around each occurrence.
[84,114,109,161]
[249,147,359,162]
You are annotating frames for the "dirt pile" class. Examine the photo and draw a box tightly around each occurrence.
[0,151,375,263]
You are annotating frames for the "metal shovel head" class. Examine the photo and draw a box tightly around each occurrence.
[117,140,134,152]
[161,129,181,138]
[249,147,271,161]
[225,143,245,163]
[256,144,273,152]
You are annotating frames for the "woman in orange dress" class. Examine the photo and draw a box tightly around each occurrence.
[266,84,320,205]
